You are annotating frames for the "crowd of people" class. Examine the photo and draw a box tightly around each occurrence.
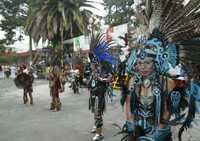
[6,46,200,141]
[3,1,200,141]
[0,65,16,79]
[10,43,200,141]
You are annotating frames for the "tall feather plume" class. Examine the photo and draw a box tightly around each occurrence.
[178,40,200,65]
[90,32,106,51]
[160,0,184,32]
[148,0,163,32]
[145,0,200,73]
[89,32,117,65]
[145,0,153,22]
[134,0,200,76]
[162,0,200,41]
[162,0,193,31]
[141,0,200,41]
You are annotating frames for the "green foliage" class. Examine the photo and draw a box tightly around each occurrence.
[25,0,94,45]
[0,0,45,45]
[103,0,135,26]
[0,0,95,44]
[0,39,7,52]
[0,55,25,64]
[0,0,28,44]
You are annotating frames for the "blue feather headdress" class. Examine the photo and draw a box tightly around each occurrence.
[126,37,178,75]
[89,33,118,66]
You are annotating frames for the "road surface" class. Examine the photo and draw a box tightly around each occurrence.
[0,79,199,141]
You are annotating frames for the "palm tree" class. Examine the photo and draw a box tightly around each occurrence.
[25,0,46,62]
[25,0,95,66]
[25,0,95,45]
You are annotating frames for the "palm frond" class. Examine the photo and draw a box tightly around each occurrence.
[25,0,94,45]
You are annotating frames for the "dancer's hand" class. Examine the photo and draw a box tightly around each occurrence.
[124,121,135,135]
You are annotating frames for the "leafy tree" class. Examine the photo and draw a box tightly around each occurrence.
[103,0,135,26]
[0,0,29,44]
[0,0,49,62]
[0,0,46,43]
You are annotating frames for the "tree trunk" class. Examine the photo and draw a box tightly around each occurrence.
[61,28,64,67]
[29,34,33,63]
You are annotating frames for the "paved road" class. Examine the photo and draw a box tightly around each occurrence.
[0,79,124,141]
[0,79,199,141]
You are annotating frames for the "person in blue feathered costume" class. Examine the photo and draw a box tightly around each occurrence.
[88,33,117,141]
[119,1,200,141]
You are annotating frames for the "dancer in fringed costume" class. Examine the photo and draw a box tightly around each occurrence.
[23,68,34,105]
[49,66,62,112]
[117,1,200,141]
[88,33,117,141]
[14,65,34,105]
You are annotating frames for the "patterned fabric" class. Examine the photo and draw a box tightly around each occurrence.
[52,77,61,98]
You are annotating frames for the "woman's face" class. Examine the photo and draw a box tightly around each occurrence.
[136,57,154,77]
